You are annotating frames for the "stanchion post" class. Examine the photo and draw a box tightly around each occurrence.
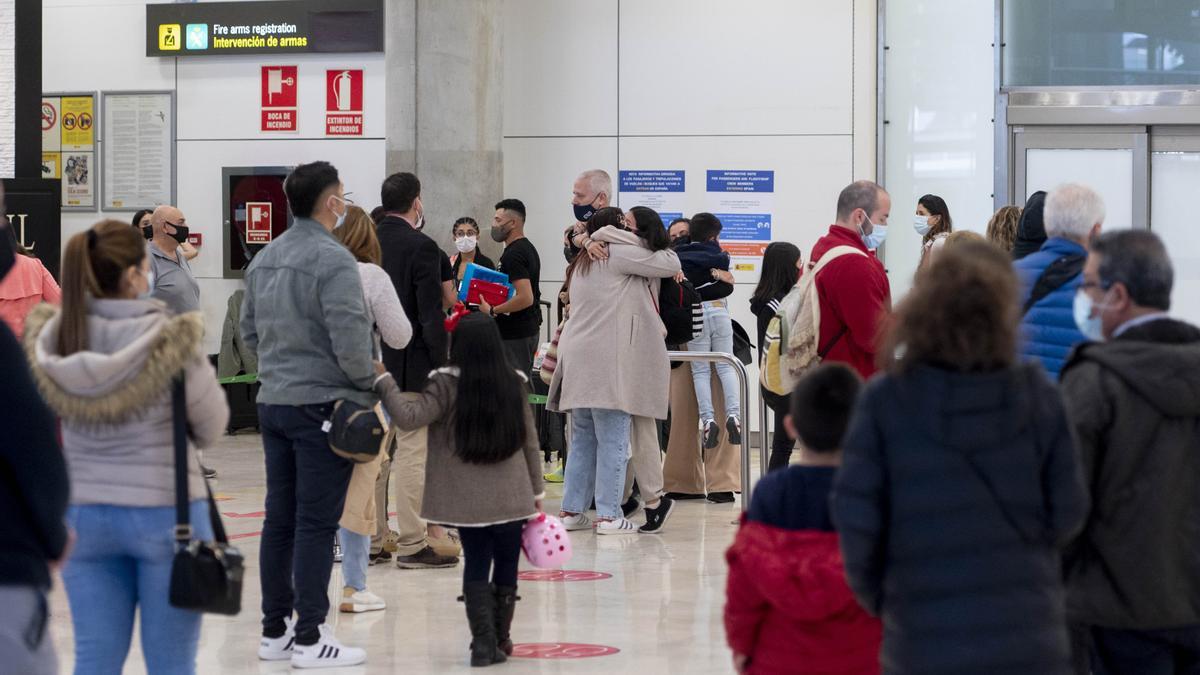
[666,351,754,510]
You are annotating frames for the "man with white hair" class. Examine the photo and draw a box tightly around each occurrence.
[1013,183,1104,379]
[563,169,613,263]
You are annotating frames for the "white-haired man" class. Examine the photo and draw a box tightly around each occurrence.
[1013,183,1104,379]
[563,169,612,263]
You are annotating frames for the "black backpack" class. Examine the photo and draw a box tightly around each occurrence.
[660,277,702,346]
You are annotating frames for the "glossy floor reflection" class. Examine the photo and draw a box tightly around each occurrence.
[48,431,750,674]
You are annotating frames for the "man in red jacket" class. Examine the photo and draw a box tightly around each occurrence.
[808,181,892,379]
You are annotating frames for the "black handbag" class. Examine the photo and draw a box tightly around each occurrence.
[731,320,755,366]
[168,375,244,615]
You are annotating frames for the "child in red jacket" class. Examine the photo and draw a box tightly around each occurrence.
[724,364,881,674]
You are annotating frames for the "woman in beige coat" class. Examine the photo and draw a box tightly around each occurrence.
[548,207,681,535]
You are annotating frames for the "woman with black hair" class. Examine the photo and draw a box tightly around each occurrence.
[548,206,681,535]
[915,193,952,269]
[449,217,496,292]
[749,241,803,471]
[132,208,198,260]
[376,311,544,667]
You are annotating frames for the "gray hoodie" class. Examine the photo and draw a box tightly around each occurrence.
[25,300,229,507]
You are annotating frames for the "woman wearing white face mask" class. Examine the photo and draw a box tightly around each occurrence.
[914,194,953,269]
[449,217,496,293]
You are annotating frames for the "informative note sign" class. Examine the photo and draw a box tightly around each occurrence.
[102,92,175,211]
[41,93,96,209]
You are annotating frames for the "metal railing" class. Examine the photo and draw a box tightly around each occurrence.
[665,350,763,509]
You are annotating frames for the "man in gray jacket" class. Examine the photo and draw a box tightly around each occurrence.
[241,161,374,669]
[1061,230,1200,674]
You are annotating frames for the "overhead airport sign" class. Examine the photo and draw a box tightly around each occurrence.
[146,0,384,57]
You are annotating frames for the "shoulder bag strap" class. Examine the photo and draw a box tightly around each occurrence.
[172,374,230,546]
[810,246,864,357]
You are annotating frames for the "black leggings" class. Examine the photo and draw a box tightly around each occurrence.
[767,403,796,473]
[458,520,525,587]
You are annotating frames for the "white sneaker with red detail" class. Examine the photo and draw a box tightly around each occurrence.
[291,624,367,669]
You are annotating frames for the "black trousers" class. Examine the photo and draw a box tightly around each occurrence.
[503,334,539,379]
[1086,624,1200,675]
[458,520,524,587]
[766,395,796,472]
[258,403,353,645]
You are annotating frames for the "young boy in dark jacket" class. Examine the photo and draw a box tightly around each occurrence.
[724,364,881,675]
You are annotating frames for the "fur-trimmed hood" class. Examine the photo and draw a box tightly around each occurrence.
[24,299,205,426]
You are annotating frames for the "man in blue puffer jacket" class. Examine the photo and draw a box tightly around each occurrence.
[1014,183,1106,379]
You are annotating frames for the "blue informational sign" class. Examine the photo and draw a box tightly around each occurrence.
[715,213,772,241]
[619,170,685,193]
[706,170,774,193]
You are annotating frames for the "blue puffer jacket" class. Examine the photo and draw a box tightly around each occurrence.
[1013,237,1087,379]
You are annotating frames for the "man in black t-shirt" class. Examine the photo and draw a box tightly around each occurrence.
[480,198,542,375]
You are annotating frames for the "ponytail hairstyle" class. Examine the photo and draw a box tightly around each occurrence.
[572,206,625,277]
[449,312,529,464]
[58,220,146,356]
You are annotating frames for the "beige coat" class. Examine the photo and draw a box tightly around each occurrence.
[548,226,681,419]
[338,407,389,536]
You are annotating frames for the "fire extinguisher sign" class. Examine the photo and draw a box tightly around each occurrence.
[325,69,364,136]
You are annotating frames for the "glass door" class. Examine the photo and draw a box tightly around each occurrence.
[1151,130,1200,327]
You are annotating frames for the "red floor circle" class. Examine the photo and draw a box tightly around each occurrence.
[517,570,612,582]
[512,643,620,659]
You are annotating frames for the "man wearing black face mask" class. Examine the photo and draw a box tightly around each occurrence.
[479,198,541,375]
[149,204,201,315]
[563,169,612,263]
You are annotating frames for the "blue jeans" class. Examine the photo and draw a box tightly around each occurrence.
[337,528,370,591]
[258,403,353,645]
[562,408,631,520]
[688,301,741,421]
[63,501,212,675]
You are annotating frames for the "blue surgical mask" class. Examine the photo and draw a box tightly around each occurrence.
[1073,289,1109,341]
[861,214,888,250]
[573,198,600,223]
[913,214,931,236]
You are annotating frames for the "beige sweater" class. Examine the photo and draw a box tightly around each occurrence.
[548,226,681,419]
[376,368,544,527]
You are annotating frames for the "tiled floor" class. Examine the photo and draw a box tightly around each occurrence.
[48,431,750,674]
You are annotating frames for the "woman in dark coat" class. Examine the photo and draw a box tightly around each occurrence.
[1011,190,1047,260]
[831,240,1088,675]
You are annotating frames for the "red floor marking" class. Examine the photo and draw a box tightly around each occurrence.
[512,643,619,659]
[230,531,262,540]
[222,511,267,518]
[517,570,612,582]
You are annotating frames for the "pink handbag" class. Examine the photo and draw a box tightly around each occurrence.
[521,513,572,569]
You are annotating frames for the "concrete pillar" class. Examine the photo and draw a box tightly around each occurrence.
[386,0,504,259]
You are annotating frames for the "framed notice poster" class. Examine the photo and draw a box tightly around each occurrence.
[101,91,176,211]
[41,92,98,211]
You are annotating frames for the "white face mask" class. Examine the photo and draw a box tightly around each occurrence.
[913,214,931,236]
[454,235,477,253]
[330,195,348,228]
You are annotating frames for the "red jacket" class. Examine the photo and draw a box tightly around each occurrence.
[725,520,881,675]
[808,226,890,379]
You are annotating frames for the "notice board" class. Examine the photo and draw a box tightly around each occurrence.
[101,91,175,211]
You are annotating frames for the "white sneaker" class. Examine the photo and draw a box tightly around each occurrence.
[596,517,638,535]
[291,624,366,668]
[257,616,295,661]
[561,513,592,531]
[339,587,386,613]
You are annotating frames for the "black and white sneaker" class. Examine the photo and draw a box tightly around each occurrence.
[639,497,676,534]
[621,495,642,518]
[701,420,720,451]
[257,617,295,661]
[726,416,742,445]
[202,464,217,479]
[291,624,366,669]
[706,491,736,504]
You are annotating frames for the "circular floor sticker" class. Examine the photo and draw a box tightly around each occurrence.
[517,570,612,582]
[512,643,620,659]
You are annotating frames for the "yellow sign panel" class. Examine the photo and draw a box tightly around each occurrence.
[60,96,94,151]
[42,152,60,180]
[734,263,756,272]
[159,24,182,51]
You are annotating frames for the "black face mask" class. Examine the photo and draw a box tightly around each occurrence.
[670,234,691,249]
[167,223,190,244]
[0,222,15,282]
[141,224,153,240]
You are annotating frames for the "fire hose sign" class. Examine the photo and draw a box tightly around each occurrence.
[261,65,297,132]
[325,69,363,136]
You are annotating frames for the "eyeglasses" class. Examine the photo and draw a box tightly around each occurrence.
[1079,280,1111,293]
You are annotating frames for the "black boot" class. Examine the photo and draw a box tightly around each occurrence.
[493,585,519,656]
[463,582,507,667]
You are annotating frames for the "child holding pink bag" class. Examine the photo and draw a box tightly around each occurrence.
[374,310,544,668]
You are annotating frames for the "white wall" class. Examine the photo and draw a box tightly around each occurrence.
[503,0,878,432]
[44,0,386,355]
[882,0,995,300]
